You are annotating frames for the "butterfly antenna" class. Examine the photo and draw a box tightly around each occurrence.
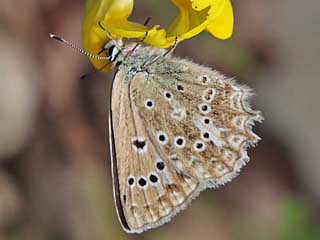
[49,33,109,61]
[144,17,151,26]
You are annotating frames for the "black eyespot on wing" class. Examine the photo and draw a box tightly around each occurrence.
[156,161,165,171]
[159,134,166,142]
[176,138,184,145]
[128,177,135,185]
[177,85,184,92]
[202,76,208,83]
[202,105,208,111]
[196,142,204,149]
[147,101,153,107]
[204,118,210,124]
[133,140,146,149]
[149,174,158,183]
[138,178,147,187]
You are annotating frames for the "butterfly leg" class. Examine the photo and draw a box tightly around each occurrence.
[98,21,124,51]
[163,35,179,58]
[115,17,149,52]
[143,17,151,26]
[124,31,149,61]
[142,36,179,68]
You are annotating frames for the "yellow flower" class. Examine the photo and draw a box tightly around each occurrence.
[82,0,234,69]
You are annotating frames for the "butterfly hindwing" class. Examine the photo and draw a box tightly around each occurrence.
[135,56,262,187]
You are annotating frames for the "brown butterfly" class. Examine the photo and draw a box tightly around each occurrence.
[50,33,263,234]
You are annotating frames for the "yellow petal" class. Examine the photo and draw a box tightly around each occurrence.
[83,0,143,70]
[167,0,207,37]
[167,0,233,42]
[82,0,172,69]
[82,0,234,70]
[206,0,234,39]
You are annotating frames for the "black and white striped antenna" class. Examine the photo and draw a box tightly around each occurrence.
[49,34,109,61]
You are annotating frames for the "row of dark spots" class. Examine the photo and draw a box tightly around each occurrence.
[123,174,158,203]
[127,174,159,187]
[158,133,186,147]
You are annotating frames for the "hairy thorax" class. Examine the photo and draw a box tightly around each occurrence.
[118,45,168,81]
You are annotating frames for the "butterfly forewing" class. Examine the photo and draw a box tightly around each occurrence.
[110,69,201,233]
[109,47,262,233]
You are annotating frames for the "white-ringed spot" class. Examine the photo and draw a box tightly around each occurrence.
[131,136,148,154]
[127,176,136,187]
[155,159,166,171]
[198,75,211,85]
[174,136,186,149]
[201,132,211,142]
[163,90,173,101]
[170,154,179,161]
[177,84,185,93]
[156,131,169,145]
[170,107,186,121]
[193,140,206,152]
[202,88,216,103]
[148,172,159,185]
[137,176,148,189]
[145,99,155,110]
[198,103,211,115]
[202,117,211,125]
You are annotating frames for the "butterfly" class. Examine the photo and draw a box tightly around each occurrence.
[50,31,263,234]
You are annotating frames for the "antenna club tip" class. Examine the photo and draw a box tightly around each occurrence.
[49,34,64,42]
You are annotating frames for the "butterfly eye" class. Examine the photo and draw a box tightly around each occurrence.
[107,44,120,62]
[108,45,115,56]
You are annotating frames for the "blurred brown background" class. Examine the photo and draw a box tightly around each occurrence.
[1,0,320,239]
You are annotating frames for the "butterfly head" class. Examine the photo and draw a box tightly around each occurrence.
[102,39,124,65]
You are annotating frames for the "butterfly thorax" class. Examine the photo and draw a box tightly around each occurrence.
[115,44,167,81]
